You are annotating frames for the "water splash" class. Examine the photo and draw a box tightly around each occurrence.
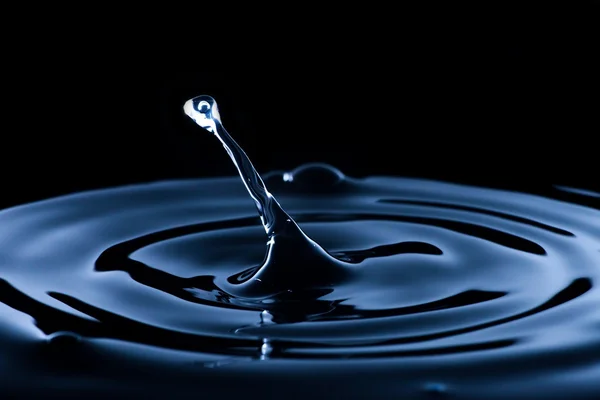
[184,95,353,298]
[0,97,598,398]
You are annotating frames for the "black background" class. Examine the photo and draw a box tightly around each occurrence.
[2,2,598,210]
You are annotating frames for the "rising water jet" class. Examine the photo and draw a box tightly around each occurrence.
[184,95,355,299]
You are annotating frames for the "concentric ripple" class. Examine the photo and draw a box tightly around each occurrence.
[1,167,600,399]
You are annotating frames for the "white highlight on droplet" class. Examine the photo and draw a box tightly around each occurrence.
[260,338,273,360]
[283,172,294,182]
[183,98,217,133]
[260,310,274,325]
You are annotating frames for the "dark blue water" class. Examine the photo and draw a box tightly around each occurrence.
[0,96,599,399]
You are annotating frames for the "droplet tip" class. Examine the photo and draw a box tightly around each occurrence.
[183,95,221,132]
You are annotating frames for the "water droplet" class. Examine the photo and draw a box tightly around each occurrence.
[286,163,345,189]
[283,172,294,182]
[260,338,273,360]
[260,310,274,325]
[46,331,82,347]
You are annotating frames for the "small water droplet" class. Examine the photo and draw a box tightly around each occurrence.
[283,172,294,182]
[46,331,82,347]
[260,310,274,325]
[287,163,345,189]
[260,338,273,360]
